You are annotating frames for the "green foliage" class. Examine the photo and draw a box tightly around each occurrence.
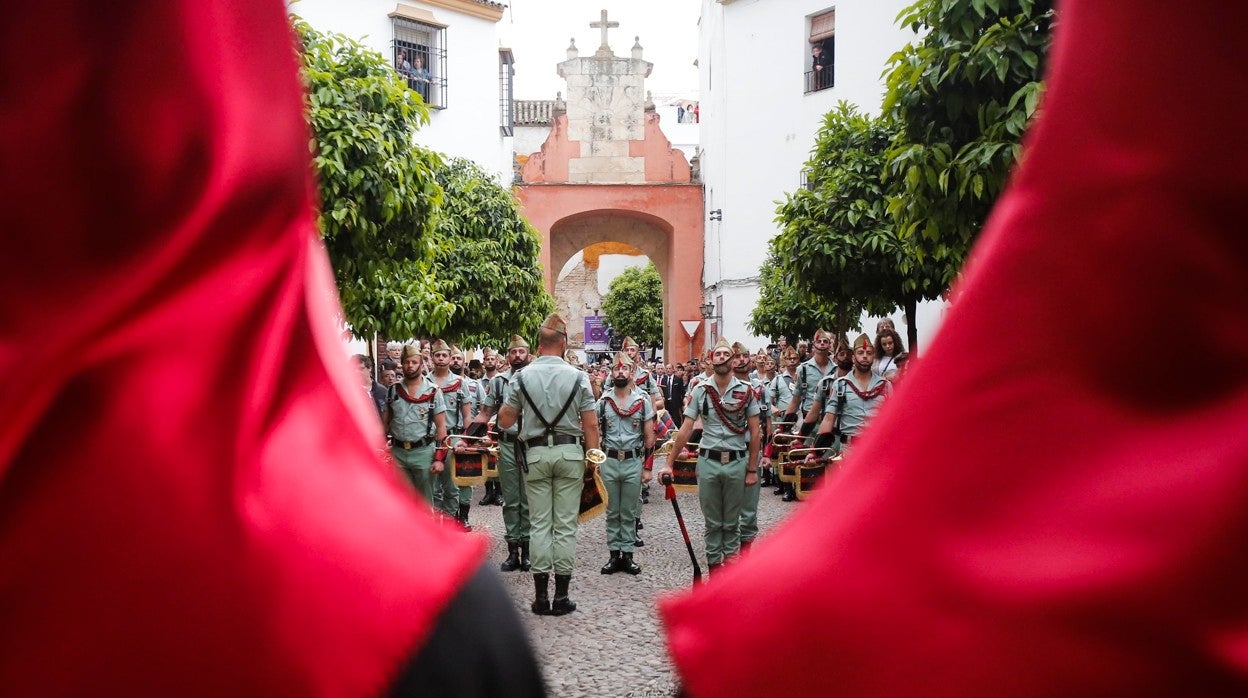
[429,158,555,348]
[295,17,453,338]
[749,240,862,341]
[602,263,663,348]
[883,0,1054,286]
[776,103,930,321]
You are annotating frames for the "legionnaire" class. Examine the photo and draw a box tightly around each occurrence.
[381,345,449,505]
[477,347,504,507]
[482,348,501,382]
[779,329,836,501]
[468,336,533,570]
[731,342,770,550]
[622,337,664,412]
[810,333,892,457]
[427,340,473,529]
[498,314,600,616]
[661,338,762,573]
[596,352,656,576]
[766,347,799,490]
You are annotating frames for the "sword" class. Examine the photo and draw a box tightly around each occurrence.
[660,472,702,585]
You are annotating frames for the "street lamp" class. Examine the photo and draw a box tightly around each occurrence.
[699,302,720,321]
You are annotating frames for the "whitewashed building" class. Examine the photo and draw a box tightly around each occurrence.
[698,0,947,350]
[293,0,515,183]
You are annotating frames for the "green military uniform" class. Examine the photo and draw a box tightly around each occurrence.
[506,355,595,578]
[793,355,836,423]
[683,371,760,566]
[431,371,469,513]
[732,343,768,546]
[824,372,892,450]
[769,370,796,417]
[384,378,446,504]
[597,366,655,563]
[487,362,529,547]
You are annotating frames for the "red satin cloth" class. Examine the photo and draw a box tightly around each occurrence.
[0,2,482,694]
[662,2,1248,695]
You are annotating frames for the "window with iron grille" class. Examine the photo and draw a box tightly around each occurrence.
[392,17,447,109]
[806,9,835,94]
[499,49,515,136]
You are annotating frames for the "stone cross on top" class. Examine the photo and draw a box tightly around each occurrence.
[590,9,618,55]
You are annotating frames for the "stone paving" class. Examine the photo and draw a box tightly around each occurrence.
[461,471,799,697]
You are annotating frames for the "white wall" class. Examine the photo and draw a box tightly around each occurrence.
[292,0,513,182]
[698,0,945,351]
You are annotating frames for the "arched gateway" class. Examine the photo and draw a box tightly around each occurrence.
[515,15,704,362]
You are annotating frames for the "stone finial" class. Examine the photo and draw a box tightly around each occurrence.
[645,90,655,111]
[567,37,578,59]
[554,91,566,112]
[632,35,643,60]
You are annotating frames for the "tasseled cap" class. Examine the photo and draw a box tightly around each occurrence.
[450,345,464,358]
[613,351,633,368]
[714,337,732,351]
[853,333,872,351]
[622,337,639,350]
[430,339,450,354]
[813,328,832,342]
[507,335,529,350]
[541,313,568,337]
[565,350,582,366]
[731,341,750,356]
[400,344,421,361]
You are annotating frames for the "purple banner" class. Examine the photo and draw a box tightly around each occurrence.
[584,315,608,351]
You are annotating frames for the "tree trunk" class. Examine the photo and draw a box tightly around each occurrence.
[904,297,918,359]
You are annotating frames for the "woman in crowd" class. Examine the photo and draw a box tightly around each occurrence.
[874,329,908,380]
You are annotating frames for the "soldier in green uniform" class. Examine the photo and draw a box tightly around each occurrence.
[498,314,601,616]
[810,333,893,456]
[622,337,664,412]
[732,342,770,550]
[596,352,655,576]
[477,347,504,506]
[429,340,474,530]
[781,329,837,501]
[381,345,448,506]
[468,336,532,571]
[661,337,761,573]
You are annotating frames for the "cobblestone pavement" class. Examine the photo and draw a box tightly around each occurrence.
[460,470,800,697]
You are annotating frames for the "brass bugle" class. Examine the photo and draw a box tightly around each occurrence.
[770,432,808,445]
[585,448,607,465]
[445,434,497,449]
[655,439,676,457]
[786,447,837,462]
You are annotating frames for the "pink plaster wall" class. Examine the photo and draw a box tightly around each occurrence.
[518,113,579,184]
[629,112,692,183]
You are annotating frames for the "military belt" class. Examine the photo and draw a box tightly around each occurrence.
[699,448,746,464]
[524,434,580,448]
[394,437,434,450]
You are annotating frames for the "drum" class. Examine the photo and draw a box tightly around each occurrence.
[578,466,609,523]
[670,451,699,492]
[484,424,500,478]
[796,455,840,501]
[450,448,489,487]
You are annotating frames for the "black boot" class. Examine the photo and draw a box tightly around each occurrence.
[500,542,521,572]
[620,552,641,575]
[520,541,531,571]
[492,484,505,506]
[760,468,774,487]
[530,573,551,616]
[636,517,644,530]
[551,574,576,615]
[634,522,644,547]
[600,550,622,575]
[781,483,797,502]
[478,481,495,505]
[457,503,472,531]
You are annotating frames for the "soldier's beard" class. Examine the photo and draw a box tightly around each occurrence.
[713,361,731,375]
[837,358,852,371]
[612,377,629,388]
[450,365,462,375]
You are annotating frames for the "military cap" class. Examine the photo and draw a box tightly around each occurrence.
[429,339,450,354]
[507,334,529,350]
[622,337,639,350]
[612,351,633,368]
[731,341,750,356]
[713,337,732,351]
[853,333,872,351]
[813,328,832,342]
[450,345,464,358]
[400,344,421,361]
[541,313,568,337]
[565,350,582,366]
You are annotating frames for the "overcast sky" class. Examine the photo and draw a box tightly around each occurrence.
[498,0,702,101]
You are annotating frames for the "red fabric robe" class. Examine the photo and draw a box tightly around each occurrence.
[662,2,1248,695]
[0,1,483,694]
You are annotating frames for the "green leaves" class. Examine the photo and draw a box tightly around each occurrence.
[295,17,551,344]
[602,264,663,348]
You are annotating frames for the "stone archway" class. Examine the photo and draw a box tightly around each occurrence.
[517,186,705,363]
